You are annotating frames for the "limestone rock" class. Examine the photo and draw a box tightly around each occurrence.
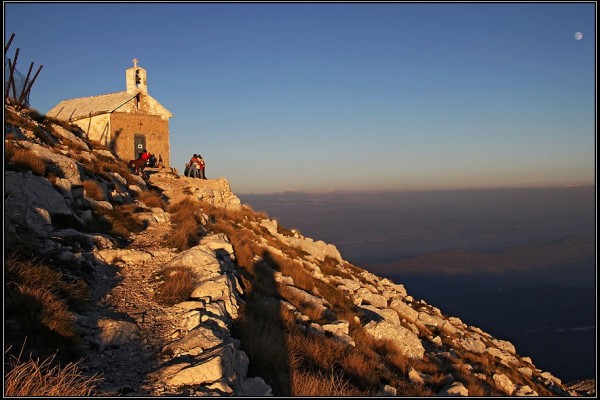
[493,373,515,395]
[163,324,229,357]
[515,385,538,396]
[237,377,273,396]
[5,171,74,218]
[164,245,223,278]
[190,274,241,319]
[92,319,140,349]
[355,287,388,308]
[357,305,400,325]
[389,299,419,323]
[437,382,469,396]
[363,320,425,359]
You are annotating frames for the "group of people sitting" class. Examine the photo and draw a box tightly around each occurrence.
[184,154,207,179]
[129,149,164,176]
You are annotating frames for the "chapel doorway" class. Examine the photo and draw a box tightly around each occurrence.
[134,134,146,159]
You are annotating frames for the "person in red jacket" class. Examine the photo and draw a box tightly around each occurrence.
[135,149,150,175]
[197,154,206,179]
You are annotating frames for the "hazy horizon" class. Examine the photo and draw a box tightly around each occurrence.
[240,185,596,262]
[236,183,595,196]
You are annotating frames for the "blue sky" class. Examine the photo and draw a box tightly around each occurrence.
[4,2,596,194]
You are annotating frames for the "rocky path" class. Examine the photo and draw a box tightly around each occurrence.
[79,219,185,396]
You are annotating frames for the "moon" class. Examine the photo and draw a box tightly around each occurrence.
[574,32,583,41]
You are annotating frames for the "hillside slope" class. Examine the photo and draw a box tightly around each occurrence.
[4,105,591,396]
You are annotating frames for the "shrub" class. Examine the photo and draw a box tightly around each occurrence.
[4,353,101,396]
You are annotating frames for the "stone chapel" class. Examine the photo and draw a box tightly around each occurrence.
[47,59,173,166]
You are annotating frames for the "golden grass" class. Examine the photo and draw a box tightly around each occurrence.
[165,198,205,250]
[5,255,86,339]
[344,262,371,284]
[270,254,315,292]
[155,266,199,306]
[5,139,17,158]
[7,147,47,176]
[10,283,77,338]
[137,189,167,209]
[4,253,89,370]
[291,368,368,396]
[277,285,325,322]
[5,107,41,133]
[318,256,353,279]
[82,179,105,201]
[276,224,297,237]
[313,279,354,317]
[5,353,101,396]
[84,203,147,239]
[232,297,292,396]
[286,329,347,370]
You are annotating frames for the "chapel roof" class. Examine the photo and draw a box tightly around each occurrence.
[46,91,139,121]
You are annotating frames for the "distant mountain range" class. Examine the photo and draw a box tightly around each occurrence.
[364,235,595,278]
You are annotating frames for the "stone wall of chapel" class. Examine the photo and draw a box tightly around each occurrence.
[110,112,170,167]
[72,114,111,145]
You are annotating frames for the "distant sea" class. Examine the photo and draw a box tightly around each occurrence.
[240,186,596,382]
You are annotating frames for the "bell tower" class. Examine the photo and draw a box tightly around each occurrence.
[126,58,148,93]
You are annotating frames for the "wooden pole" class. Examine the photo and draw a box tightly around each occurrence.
[20,65,43,108]
[4,33,15,55]
[16,61,34,107]
[6,48,20,103]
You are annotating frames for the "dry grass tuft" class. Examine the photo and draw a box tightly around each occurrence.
[137,189,167,209]
[85,203,147,239]
[270,254,315,292]
[5,255,87,339]
[313,279,354,317]
[291,368,369,396]
[7,147,47,176]
[82,179,105,201]
[318,256,353,279]
[232,297,292,395]
[165,198,205,250]
[5,353,101,396]
[155,266,199,306]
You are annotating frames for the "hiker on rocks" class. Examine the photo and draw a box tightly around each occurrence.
[157,155,165,170]
[197,154,207,179]
[134,149,150,175]
[187,154,201,178]
[148,153,157,168]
